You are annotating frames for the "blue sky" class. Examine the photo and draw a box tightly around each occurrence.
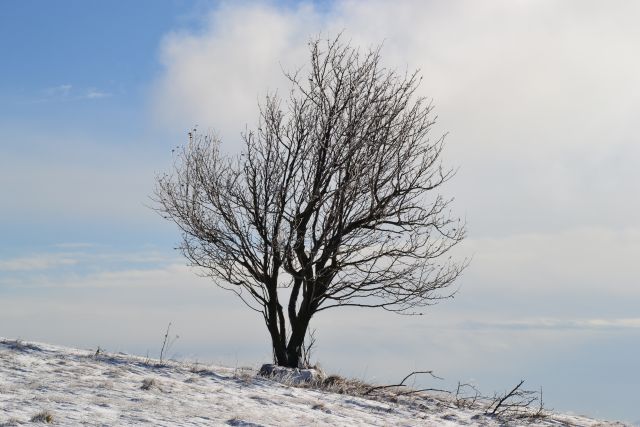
[1,0,177,251]
[1,0,639,423]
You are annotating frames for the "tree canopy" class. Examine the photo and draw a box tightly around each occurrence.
[155,36,466,368]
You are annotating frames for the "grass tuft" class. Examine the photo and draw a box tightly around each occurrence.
[30,410,54,423]
[141,378,158,391]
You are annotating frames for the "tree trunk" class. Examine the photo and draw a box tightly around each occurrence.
[285,313,311,368]
[268,325,288,366]
[270,335,300,368]
[268,276,319,368]
[268,315,310,368]
[285,345,302,368]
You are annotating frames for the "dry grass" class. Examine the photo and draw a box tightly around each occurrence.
[141,378,159,391]
[234,367,256,385]
[30,410,54,423]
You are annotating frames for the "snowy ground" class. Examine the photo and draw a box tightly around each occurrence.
[0,338,630,426]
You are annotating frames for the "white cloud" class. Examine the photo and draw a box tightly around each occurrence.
[0,248,177,283]
[152,2,320,149]
[458,227,640,296]
[44,84,72,98]
[52,262,196,290]
[151,0,640,235]
[84,89,111,99]
[462,317,640,331]
[38,84,112,102]
[151,0,640,147]
[53,243,95,249]
[0,253,78,271]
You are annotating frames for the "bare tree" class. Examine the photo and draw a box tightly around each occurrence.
[155,36,466,368]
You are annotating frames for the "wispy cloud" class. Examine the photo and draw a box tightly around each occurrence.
[0,253,78,271]
[36,85,112,102]
[84,89,111,99]
[461,317,640,331]
[0,247,174,275]
[44,84,72,98]
[53,242,95,249]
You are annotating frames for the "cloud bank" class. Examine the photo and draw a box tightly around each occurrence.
[152,0,640,237]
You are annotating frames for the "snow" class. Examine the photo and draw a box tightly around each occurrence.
[0,338,630,426]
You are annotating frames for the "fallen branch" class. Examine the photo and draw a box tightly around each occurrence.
[487,379,525,415]
[364,370,443,396]
[396,387,451,397]
[485,379,545,419]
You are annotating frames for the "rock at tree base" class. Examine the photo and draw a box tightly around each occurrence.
[258,363,326,384]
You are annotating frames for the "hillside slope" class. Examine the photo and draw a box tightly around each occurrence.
[0,338,629,426]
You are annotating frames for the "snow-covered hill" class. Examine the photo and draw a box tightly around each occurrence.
[0,338,629,426]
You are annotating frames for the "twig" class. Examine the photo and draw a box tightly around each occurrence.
[455,381,480,408]
[301,328,317,368]
[159,322,179,362]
